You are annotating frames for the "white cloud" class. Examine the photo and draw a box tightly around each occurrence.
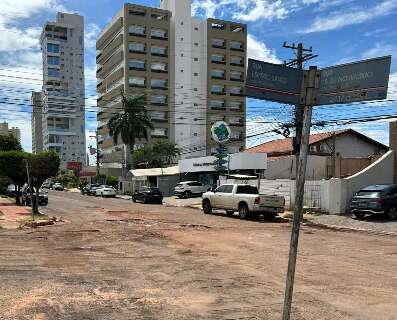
[247,34,281,64]
[302,0,397,33]
[85,23,101,50]
[361,43,396,59]
[234,0,289,21]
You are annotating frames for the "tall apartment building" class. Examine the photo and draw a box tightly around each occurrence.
[0,122,21,142]
[31,92,43,153]
[39,12,86,167]
[96,0,246,165]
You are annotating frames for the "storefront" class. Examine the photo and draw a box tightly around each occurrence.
[178,152,267,186]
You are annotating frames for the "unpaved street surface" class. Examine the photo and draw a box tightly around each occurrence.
[0,191,396,320]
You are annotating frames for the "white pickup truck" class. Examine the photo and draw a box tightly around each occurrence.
[202,184,285,220]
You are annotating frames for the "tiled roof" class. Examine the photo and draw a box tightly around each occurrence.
[245,129,387,156]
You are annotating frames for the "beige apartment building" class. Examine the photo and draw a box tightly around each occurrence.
[0,122,21,142]
[96,0,246,166]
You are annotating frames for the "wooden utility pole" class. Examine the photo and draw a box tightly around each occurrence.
[282,66,319,320]
[283,43,317,178]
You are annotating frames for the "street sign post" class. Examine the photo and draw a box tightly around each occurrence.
[246,59,304,105]
[317,56,391,105]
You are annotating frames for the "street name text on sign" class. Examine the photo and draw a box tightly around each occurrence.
[246,59,304,105]
[317,56,391,105]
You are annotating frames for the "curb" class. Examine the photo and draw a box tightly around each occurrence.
[303,221,397,237]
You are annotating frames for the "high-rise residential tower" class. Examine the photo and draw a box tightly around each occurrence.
[39,12,86,167]
[96,0,246,166]
[0,122,21,142]
[31,92,43,153]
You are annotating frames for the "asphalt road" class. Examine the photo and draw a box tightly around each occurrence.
[0,190,396,320]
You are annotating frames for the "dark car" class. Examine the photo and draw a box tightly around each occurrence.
[350,184,397,220]
[21,185,48,206]
[132,187,163,204]
[85,183,101,196]
[6,184,22,198]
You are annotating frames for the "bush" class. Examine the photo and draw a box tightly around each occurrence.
[105,176,118,188]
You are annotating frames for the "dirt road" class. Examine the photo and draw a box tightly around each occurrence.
[0,191,396,320]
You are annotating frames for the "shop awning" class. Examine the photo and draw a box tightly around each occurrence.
[128,166,180,177]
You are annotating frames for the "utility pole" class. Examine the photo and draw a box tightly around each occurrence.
[25,160,34,221]
[96,131,100,177]
[283,42,317,178]
[282,66,320,320]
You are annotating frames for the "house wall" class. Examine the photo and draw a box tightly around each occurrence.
[333,134,386,157]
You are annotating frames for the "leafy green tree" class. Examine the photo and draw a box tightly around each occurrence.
[105,176,118,188]
[26,151,60,214]
[108,92,153,170]
[0,151,27,204]
[0,134,22,151]
[56,171,79,188]
[132,140,180,168]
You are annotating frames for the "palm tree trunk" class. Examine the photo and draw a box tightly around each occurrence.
[125,144,133,172]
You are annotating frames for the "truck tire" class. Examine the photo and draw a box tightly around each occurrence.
[202,199,212,214]
[238,203,251,220]
[387,207,397,220]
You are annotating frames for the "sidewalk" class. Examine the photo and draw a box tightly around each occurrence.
[0,197,31,229]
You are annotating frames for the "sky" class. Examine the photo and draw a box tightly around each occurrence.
[0,0,396,160]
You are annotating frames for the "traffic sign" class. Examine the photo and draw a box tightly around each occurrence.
[317,56,391,105]
[246,59,304,105]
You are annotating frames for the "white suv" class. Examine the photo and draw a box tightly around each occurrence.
[174,181,209,198]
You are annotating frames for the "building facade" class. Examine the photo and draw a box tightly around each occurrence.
[31,92,43,153]
[96,0,247,166]
[390,121,397,183]
[0,122,21,142]
[39,12,86,167]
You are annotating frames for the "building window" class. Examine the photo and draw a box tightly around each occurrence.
[129,25,146,36]
[151,28,167,39]
[129,8,146,16]
[47,56,60,65]
[230,41,244,51]
[211,85,225,95]
[194,42,198,46]
[229,101,243,110]
[129,42,145,53]
[211,100,225,110]
[194,73,198,76]
[151,79,167,89]
[211,38,225,48]
[194,27,199,31]
[231,25,244,33]
[150,95,167,105]
[128,59,145,70]
[180,21,184,25]
[151,12,168,20]
[150,111,166,121]
[230,71,243,81]
[194,57,198,61]
[211,22,225,30]
[48,68,60,77]
[211,54,225,64]
[151,62,167,72]
[151,128,167,137]
[47,43,59,53]
[211,69,225,79]
[129,77,146,87]
[180,69,184,72]
[229,86,243,95]
[151,45,167,56]
[194,103,198,106]
[193,88,198,91]
[231,56,244,66]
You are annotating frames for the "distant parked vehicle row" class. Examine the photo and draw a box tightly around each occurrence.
[82,183,101,196]
[52,183,64,191]
[350,184,397,220]
[95,185,116,198]
[174,181,209,198]
[20,185,48,206]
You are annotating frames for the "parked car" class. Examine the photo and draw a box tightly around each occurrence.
[52,183,64,191]
[95,185,116,198]
[85,184,101,196]
[21,185,48,206]
[6,184,21,198]
[202,184,285,220]
[132,187,163,204]
[350,184,397,220]
[174,181,209,198]
[41,181,52,189]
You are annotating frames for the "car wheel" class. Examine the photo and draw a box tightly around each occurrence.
[387,207,397,220]
[132,197,137,203]
[238,203,251,220]
[354,212,364,219]
[202,199,212,214]
[184,191,192,199]
[101,193,104,197]
[226,210,234,216]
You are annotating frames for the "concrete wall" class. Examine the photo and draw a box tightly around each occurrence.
[264,155,328,180]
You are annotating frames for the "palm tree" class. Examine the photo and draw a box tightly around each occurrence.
[108,92,153,170]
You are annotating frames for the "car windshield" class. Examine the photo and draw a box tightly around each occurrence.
[356,191,381,198]
[236,185,259,194]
